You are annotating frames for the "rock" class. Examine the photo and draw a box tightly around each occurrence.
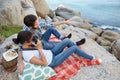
[69,16,83,22]
[96,37,111,46]
[102,46,111,52]
[0,34,17,51]
[71,39,120,80]
[48,9,55,19]
[0,36,5,44]
[111,39,120,60]
[55,5,80,20]
[0,0,23,26]
[101,30,120,42]
[31,0,50,17]
[69,16,93,29]
[0,70,18,80]
[21,0,37,16]
[55,16,66,21]
[44,15,53,22]
[90,27,103,36]
[78,28,98,40]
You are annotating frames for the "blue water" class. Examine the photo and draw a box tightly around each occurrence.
[46,0,120,32]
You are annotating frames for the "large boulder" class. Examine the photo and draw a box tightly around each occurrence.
[101,30,120,42]
[72,39,120,80]
[31,0,50,17]
[69,16,93,29]
[0,34,17,51]
[96,37,111,46]
[90,27,103,36]
[0,0,23,26]
[20,0,37,16]
[111,39,120,60]
[55,5,80,20]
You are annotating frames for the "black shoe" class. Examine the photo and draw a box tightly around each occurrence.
[76,38,86,46]
[64,33,72,39]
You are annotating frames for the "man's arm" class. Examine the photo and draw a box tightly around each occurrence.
[39,20,72,29]
[53,20,71,27]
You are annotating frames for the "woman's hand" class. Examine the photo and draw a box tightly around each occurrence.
[18,61,24,75]
[35,40,42,49]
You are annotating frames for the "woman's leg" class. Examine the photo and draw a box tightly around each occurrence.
[42,28,61,41]
[49,45,93,67]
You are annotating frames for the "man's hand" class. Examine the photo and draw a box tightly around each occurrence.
[65,20,72,25]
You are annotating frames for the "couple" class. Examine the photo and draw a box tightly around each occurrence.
[14,14,101,75]
[13,31,101,72]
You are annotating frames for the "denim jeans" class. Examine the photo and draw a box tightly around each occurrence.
[41,28,62,50]
[49,38,93,67]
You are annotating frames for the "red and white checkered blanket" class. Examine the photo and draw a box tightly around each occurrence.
[47,37,99,80]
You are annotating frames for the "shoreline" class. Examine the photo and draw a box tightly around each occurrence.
[90,22,120,34]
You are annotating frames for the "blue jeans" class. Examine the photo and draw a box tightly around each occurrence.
[42,28,62,50]
[49,38,93,67]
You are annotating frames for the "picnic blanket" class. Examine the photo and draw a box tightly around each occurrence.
[48,54,100,80]
[48,37,100,80]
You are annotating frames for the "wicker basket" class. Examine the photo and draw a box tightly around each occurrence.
[1,57,17,72]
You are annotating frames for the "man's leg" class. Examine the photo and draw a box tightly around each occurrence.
[51,38,75,55]
[42,28,61,41]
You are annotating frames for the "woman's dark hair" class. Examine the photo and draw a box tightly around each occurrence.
[24,14,37,28]
[12,31,33,44]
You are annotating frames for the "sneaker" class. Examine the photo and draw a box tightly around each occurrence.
[76,38,86,46]
[64,33,72,39]
[92,59,102,65]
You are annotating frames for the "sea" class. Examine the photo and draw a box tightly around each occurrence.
[46,0,120,33]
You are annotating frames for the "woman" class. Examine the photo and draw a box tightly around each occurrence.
[13,31,101,68]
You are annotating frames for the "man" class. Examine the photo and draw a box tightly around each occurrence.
[23,14,85,49]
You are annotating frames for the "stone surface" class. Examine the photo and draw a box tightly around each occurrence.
[101,30,120,42]
[21,0,37,17]
[31,0,50,17]
[111,39,120,60]
[0,0,23,26]
[55,5,80,20]
[71,39,120,80]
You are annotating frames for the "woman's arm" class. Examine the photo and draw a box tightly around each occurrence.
[17,50,24,75]
[30,40,48,66]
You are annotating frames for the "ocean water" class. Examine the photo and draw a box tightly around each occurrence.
[46,0,120,33]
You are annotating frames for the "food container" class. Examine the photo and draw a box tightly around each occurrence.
[3,49,18,61]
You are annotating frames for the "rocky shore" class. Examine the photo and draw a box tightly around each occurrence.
[0,0,120,80]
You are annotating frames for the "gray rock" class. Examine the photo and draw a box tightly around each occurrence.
[69,16,83,22]
[101,30,120,42]
[21,0,37,17]
[71,39,120,80]
[0,34,17,51]
[68,16,93,29]
[111,39,120,60]
[31,0,50,17]
[97,37,111,46]
[48,9,55,19]
[55,5,80,20]
[0,0,23,26]
[90,27,103,36]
